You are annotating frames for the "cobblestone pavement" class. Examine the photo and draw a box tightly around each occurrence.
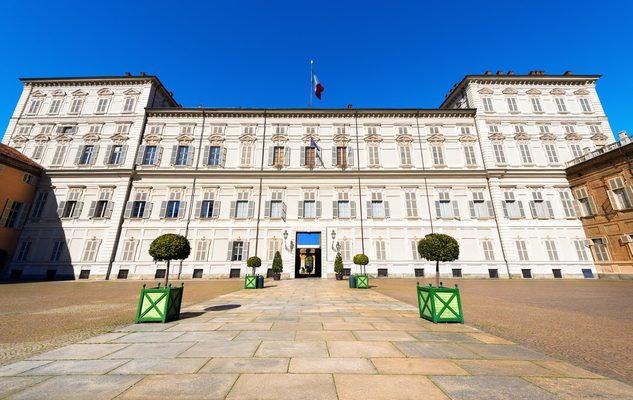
[1,279,632,399]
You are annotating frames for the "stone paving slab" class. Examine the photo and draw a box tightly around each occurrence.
[1,278,632,399]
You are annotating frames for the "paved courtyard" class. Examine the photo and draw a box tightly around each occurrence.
[1,279,633,399]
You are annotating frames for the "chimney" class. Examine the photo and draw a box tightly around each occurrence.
[496,70,504,75]
[507,70,514,75]
[484,70,491,75]
[564,70,573,76]
[124,72,132,77]
[347,104,353,109]
[618,130,629,141]
[140,72,147,76]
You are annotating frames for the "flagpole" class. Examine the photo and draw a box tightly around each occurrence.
[310,60,314,108]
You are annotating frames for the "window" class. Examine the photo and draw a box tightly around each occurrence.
[175,145,190,166]
[122,97,136,113]
[522,269,532,279]
[411,240,421,260]
[230,241,245,261]
[90,190,112,219]
[15,241,31,262]
[339,240,352,261]
[229,269,241,278]
[469,191,493,219]
[121,240,137,262]
[335,146,351,167]
[155,269,166,279]
[27,100,41,115]
[69,98,84,114]
[142,146,158,165]
[163,191,183,219]
[93,201,108,218]
[588,124,601,135]
[489,269,499,278]
[452,269,462,278]
[233,191,251,219]
[32,144,45,160]
[502,191,525,219]
[193,269,203,279]
[482,240,495,261]
[269,191,285,219]
[302,145,317,168]
[302,191,318,219]
[569,143,583,159]
[579,98,592,112]
[50,240,65,261]
[399,145,412,166]
[367,145,380,167]
[2,201,24,228]
[559,191,576,218]
[493,143,507,165]
[166,200,180,218]
[78,145,97,165]
[368,192,388,218]
[334,192,352,218]
[555,97,567,112]
[375,240,386,261]
[518,143,533,164]
[200,198,216,219]
[482,97,494,112]
[48,99,62,114]
[206,146,222,166]
[606,176,633,210]
[544,240,559,261]
[531,97,542,112]
[267,239,282,261]
[543,143,560,164]
[378,268,388,277]
[95,98,110,114]
[529,191,554,219]
[435,191,459,219]
[431,144,445,166]
[463,145,476,166]
[592,238,609,262]
[573,187,596,217]
[117,269,129,279]
[108,145,125,165]
[405,192,418,217]
[574,240,589,261]
[31,191,49,218]
[552,269,562,279]
[51,145,67,166]
[59,188,83,219]
[415,268,425,277]
[195,240,210,261]
[516,240,529,261]
[22,174,34,185]
[81,240,100,262]
[506,97,518,112]
[272,146,286,166]
[128,191,150,219]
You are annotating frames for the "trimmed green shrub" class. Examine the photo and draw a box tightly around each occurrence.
[149,234,191,286]
[418,233,460,287]
[247,256,262,275]
[353,253,369,274]
[272,251,283,274]
[334,252,344,275]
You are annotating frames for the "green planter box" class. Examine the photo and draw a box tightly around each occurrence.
[245,275,258,289]
[136,283,184,323]
[355,274,369,289]
[416,283,464,323]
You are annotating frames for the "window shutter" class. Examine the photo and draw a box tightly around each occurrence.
[588,197,597,215]
[625,188,633,207]
[90,146,99,165]
[546,201,554,218]
[452,201,459,219]
[155,146,163,166]
[178,201,187,218]
[221,147,227,167]
[196,201,202,218]
[606,190,619,211]
[244,241,250,259]
[143,202,152,218]
[230,201,236,218]
[74,145,84,165]
[350,201,357,218]
[264,201,271,217]
[170,145,178,165]
[186,146,195,166]
[300,147,306,166]
[212,201,220,218]
[227,241,233,261]
[0,200,13,226]
[518,201,526,218]
[118,145,127,165]
[282,202,287,221]
[103,145,113,164]
[487,201,495,218]
[88,201,97,218]
[529,201,537,218]
[366,201,373,218]
[284,147,291,166]
[469,201,476,218]
[124,201,133,218]
[411,241,419,260]
[332,201,338,218]
[435,201,441,219]
[105,201,114,218]
[331,147,337,166]
[57,201,66,218]
[16,206,28,229]
[159,201,167,218]
[384,201,390,218]
[348,147,354,166]
[248,201,255,218]
[73,201,84,218]
[606,179,617,191]
[202,146,210,166]
[268,147,274,166]
[316,201,322,218]
[298,201,304,218]
[501,201,508,218]
[136,145,145,165]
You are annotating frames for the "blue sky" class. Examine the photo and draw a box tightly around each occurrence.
[1,0,632,140]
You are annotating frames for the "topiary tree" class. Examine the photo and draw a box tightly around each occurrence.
[353,253,369,275]
[334,252,344,276]
[247,256,262,276]
[272,251,283,276]
[149,233,191,286]
[417,233,459,287]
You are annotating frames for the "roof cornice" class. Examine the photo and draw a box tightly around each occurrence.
[146,108,477,119]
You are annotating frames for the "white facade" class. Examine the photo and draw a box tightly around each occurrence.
[2,72,611,280]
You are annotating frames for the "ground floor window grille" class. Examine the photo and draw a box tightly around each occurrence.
[193,269,203,279]
[229,269,241,278]
[452,268,462,278]
[266,268,274,278]
[343,268,351,276]
[521,269,532,279]
[117,269,129,279]
[79,270,90,279]
[414,268,425,277]
[488,269,499,279]
[552,269,562,279]
[582,269,594,279]
[155,269,166,279]
[377,268,388,277]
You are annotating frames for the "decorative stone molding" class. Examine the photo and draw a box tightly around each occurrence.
[514,132,530,141]
[502,87,518,95]
[550,88,566,95]
[591,133,609,142]
[301,133,320,144]
[270,133,289,143]
[51,89,66,97]
[208,134,225,145]
[478,88,494,94]
[71,89,88,97]
[427,133,445,143]
[525,88,542,95]
[565,132,582,141]
[82,133,100,143]
[333,133,351,146]
[31,90,46,97]
[175,134,194,144]
[364,133,383,143]
[33,134,50,143]
[458,134,478,143]
[12,135,29,145]
[573,89,590,96]
[488,132,505,141]
[239,133,257,143]
[97,88,114,96]
[54,134,72,143]
[144,134,162,145]
[539,133,557,142]
[395,134,414,143]
[123,88,141,96]
[110,133,129,144]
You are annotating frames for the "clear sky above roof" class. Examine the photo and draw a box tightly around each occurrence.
[1,0,631,140]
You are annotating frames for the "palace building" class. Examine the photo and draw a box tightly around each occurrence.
[0,71,613,280]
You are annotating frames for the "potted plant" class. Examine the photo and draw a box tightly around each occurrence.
[353,253,369,289]
[272,250,283,280]
[136,234,190,323]
[334,252,344,280]
[245,255,262,289]
[416,233,463,323]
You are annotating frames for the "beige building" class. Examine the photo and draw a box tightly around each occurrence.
[566,133,633,279]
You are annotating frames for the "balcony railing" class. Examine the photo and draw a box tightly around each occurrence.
[566,136,632,168]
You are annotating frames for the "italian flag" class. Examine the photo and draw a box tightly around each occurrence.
[313,73,324,100]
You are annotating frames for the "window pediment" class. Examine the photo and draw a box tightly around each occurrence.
[144,134,162,145]
[591,133,609,142]
[110,133,129,143]
[31,90,46,97]
[208,134,225,145]
[333,133,350,145]
[54,134,72,143]
[364,133,383,143]
[478,87,494,95]
[574,89,590,96]
[239,133,257,142]
[12,135,29,144]
[539,133,557,141]
[176,134,194,144]
[459,134,477,143]
[488,132,505,141]
[301,133,320,144]
[270,133,289,143]
[71,89,88,97]
[550,88,566,95]
[565,132,582,141]
[427,133,445,143]
[514,132,530,141]
[51,89,66,97]
[123,88,141,96]
[82,133,100,143]
[525,88,542,95]
[33,134,50,143]
[502,87,518,95]
[396,134,414,143]
[97,88,114,96]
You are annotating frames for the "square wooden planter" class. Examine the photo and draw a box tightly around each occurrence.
[245,275,264,289]
[136,284,184,323]
[355,274,369,289]
[416,283,464,323]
